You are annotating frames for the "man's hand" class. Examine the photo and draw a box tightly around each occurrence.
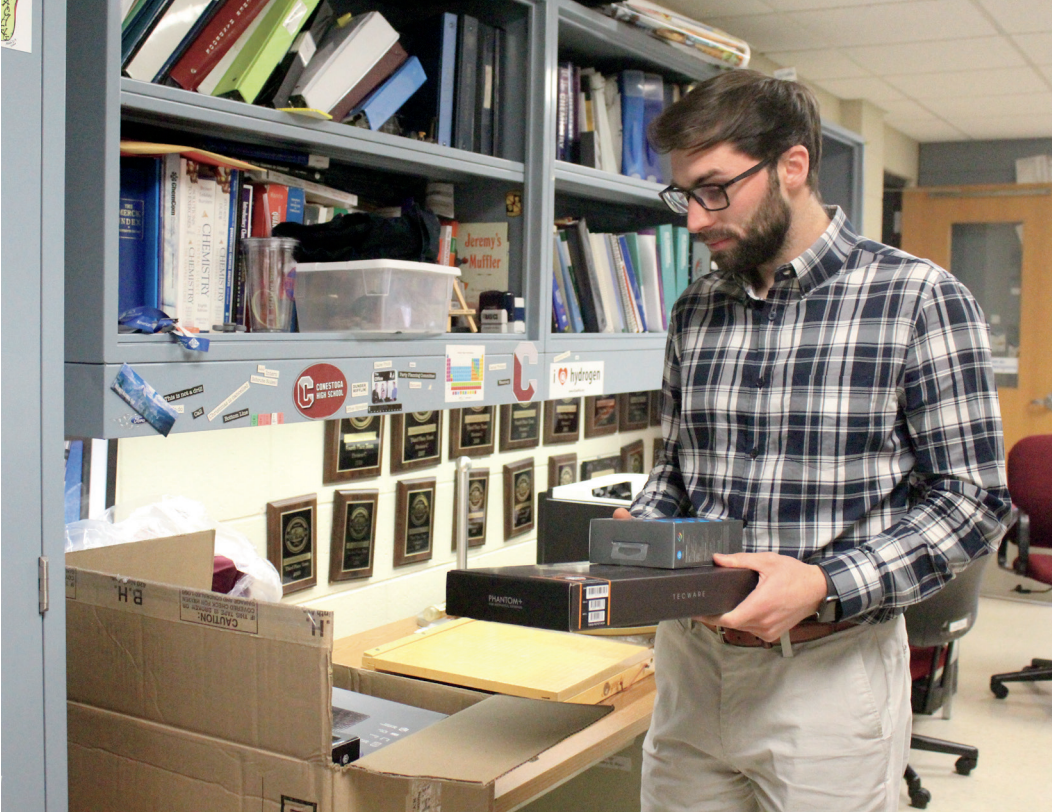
[612,507,633,520]
[697,553,828,643]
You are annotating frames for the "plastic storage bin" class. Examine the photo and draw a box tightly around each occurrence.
[293,259,460,333]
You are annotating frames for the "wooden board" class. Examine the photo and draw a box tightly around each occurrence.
[361,618,653,702]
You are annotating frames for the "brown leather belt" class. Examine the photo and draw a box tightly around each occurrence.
[701,620,856,649]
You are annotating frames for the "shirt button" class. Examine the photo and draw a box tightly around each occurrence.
[750,447,760,459]
[767,309,776,321]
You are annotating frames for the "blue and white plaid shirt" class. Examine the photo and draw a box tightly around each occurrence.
[631,207,1011,624]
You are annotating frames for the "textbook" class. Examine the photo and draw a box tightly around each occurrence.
[118,157,163,314]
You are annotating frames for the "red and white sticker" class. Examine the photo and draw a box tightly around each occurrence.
[293,363,347,419]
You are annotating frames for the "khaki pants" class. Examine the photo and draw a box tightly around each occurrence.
[642,616,911,812]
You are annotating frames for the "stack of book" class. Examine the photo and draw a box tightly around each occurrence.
[551,218,694,334]
[119,1,506,155]
[603,0,750,69]
[556,63,696,183]
[118,140,359,332]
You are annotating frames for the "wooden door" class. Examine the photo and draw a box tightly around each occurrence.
[902,184,1052,453]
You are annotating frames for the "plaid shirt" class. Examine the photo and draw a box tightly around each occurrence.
[631,207,1011,624]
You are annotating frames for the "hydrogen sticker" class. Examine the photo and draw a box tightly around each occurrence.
[549,360,604,398]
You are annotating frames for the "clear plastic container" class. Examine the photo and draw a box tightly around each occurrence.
[241,237,298,332]
[293,259,460,333]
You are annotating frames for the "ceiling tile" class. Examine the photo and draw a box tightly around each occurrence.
[950,113,1052,140]
[810,76,906,103]
[925,92,1052,118]
[846,36,1026,75]
[785,0,996,48]
[1012,32,1052,65]
[762,48,869,80]
[656,0,776,18]
[705,13,827,52]
[884,66,1049,99]
[975,0,1052,34]
[878,98,943,121]
[765,0,902,9]
[885,119,968,142]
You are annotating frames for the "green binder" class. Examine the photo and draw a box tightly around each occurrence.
[212,0,321,104]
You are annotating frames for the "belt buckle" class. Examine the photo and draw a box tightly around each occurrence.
[714,624,727,643]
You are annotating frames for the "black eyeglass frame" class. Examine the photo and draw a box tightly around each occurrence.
[658,157,775,214]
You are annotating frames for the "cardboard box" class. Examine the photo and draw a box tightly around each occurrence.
[66,541,615,812]
[589,517,743,568]
[446,562,758,631]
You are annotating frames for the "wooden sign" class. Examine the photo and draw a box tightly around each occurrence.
[452,467,490,549]
[499,402,540,451]
[503,458,535,539]
[548,453,577,489]
[449,405,495,458]
[329,489,378,582]
[584,394,618,438]
[391,411,443,473]
[323,416,383,483]
[267,494,317,595]
[543,397,581,444]
[618,391,650,431]
[394,477,437,567]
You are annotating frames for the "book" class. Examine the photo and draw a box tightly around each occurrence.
[195,137,329,170]
[166,0,271,91]
[285,186,305,223]
[456,222,509,308]
[656,223,676,325]
[566,219,607,332]
[329,41,407,123]
[589,231,624,332]
[118,156,163,314]
[491,27,504,156]
[189,164,219,332]
[399,12,458,147]
[551,235,570,334]
[151,0,229,84]
[232,181,254,326]
[620,232,648,331]
[674,225,690,300]
[619,70,646,179]
[212,0,321,104]
[614,234,645,332]
[289,10,398,114]
[641,73,664,182]
[160,153,184,317]
[555,229,584,332]
[121,0,176,69]
[635,231,664,331]
[346,56,426,131]
[556,62,570,162]
[453,14,479,152]
[605,73,623,173]
[124,0,215,82]
[251,182,288,237]
[475,22,495,157]
[210,166,234,327]
[255,0,335,107]
[221,168,241,323]
[196,0,275,96]
[244,166,356,208]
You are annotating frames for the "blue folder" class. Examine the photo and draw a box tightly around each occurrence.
[349,57,427,131]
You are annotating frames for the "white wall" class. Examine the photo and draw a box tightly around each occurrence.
[116,409,661,639]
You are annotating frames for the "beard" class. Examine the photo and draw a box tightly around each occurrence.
[700,172,792,290]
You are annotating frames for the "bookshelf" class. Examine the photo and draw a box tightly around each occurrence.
[64,0,861,439]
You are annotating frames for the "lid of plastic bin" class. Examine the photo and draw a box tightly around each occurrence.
[294,259,460,275]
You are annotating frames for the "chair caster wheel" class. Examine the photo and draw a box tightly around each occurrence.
[955,756,977,775]
[990,678,1008,699]
[909,787,931,809]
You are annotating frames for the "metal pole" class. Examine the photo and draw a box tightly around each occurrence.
[455,456,472,570]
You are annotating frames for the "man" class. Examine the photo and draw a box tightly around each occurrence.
[616,70,1011,812]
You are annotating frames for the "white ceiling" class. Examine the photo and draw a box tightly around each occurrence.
[658,0,1052,142]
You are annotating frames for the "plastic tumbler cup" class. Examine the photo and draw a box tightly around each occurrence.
[241,237,298,332]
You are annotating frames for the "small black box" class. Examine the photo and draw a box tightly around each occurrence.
[446,562,757,631]
[589,517,744,568]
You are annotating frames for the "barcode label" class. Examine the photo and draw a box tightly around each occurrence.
[588,598,607,611]
[585,584,610,599]
[587,610,607,625]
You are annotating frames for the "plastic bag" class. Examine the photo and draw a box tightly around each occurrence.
[65,495,283,602]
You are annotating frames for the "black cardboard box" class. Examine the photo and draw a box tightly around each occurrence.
[589,517,744,568]
[446,562,757,631]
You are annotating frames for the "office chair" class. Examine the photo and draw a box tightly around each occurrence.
[902,555,989,809]
[990,433,1052,699]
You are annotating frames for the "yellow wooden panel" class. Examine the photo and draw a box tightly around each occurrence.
[361,618,653,702]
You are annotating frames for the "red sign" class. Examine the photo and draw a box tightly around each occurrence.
[293,363,347,419]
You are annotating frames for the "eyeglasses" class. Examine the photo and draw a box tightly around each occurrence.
[659,158,774,214]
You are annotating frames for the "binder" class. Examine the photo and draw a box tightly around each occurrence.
[347,57,427,131]
[475,22,496,157]
[453,14,480,152]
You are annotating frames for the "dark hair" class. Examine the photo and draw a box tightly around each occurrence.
[648,69,823,189]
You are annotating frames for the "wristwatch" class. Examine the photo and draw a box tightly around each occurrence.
[815,568,841,623]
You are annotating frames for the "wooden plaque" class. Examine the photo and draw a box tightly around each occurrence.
[500,402,541,451]
[390,411,443,473]
[394,477,437,567]
[548,453,578,489]
[329,489,378,582]
[543,397,581,445]
[323,416,384,483]
[618,391,651,431]
[266,494,317,596]
[649,390,662,427]
[503,458,535,539]
[584,394,619,438]
[449,405,496,458]
[452,467,490,550]
[621,439,646,474]
[581,454,622,482]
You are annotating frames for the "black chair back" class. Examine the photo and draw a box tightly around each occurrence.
[905,555,990,649]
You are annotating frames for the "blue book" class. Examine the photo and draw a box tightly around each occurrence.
[118,156,163,315]
[401,13,458,147]
[642,74,665,183]
[223,169,240,323]
[349,56,428,131]
[656,224,676,325]
[285,186,306,223]
[552,277,569,333]
[555,231,584,332]
[618,234,647,332]
[619,70,647,179]
[674,226,691,299]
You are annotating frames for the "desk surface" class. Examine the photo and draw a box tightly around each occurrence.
[333,617,655,812]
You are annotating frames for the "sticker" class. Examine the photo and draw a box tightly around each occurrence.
[179,591,258,634]
[171,404,185,413]
[351,381,368,397]
[398,371,436,380]
[223,408,249,424]
[252,413,284,426]
[111,363,178,436]
[294,363,347,419]
[164,384,204,402]
[208,381,251,422]
[345,402,368,414]
[497,378,511,386]
[192,407,205,419]
[264,368,280,379]
[407,781,441,812]
[445,344,485,402]
[505,190,523,217]
[250,374,279,386]
[281,1,309,36]
[258,364,267,373]
[374,359,393,370]
[409,361,417,368]
[553,350,571,363]
[280,796,317,812]
[1,0,32,53]
[371,369,399,408]
[548,360,604,398]
[514,341,538,403]
[409,381,422,389]
[489,362,507,371]
[368,402,403,414]
[65,568,77,600]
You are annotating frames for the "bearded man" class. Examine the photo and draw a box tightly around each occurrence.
[614,70,1010,812]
